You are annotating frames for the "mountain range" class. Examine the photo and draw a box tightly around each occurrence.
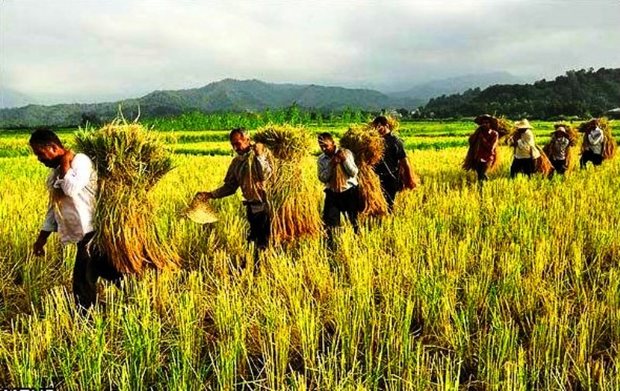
[0,72,525,128]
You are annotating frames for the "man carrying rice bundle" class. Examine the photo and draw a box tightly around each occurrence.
[198,128,272,268]
[544,124,576,175]
[371,116,416,211]
[463,114,500,182]
[508,119,552,178]
[580,119,606,169]
[30,128,122,309]
[317,132,360,250]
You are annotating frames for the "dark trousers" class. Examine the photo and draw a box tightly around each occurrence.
[74,232,122,309]
[510,158,535,178]
[580,151,603,168]
[474,161,490,181]
[323,187,360,248]
[379,176,400,212]
[245,205,271,250]
[550,159,567,175]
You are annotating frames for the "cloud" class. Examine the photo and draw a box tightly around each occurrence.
[1,0,619,103]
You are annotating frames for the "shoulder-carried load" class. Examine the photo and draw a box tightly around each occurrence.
[253,124,322,243]
[339,125,388,217]
[75,120,179,274]
[579,117,616,160]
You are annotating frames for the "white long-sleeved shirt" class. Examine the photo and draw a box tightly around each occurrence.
[514,129,541,159]
[585,127,605,155]
[317,148,359,192]
[42,153,97,244]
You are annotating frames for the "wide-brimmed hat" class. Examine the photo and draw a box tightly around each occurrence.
[514,119,533,130]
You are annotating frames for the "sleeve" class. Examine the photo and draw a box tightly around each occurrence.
[341,149,359,178]
[395,137,407,160]
[210,160,239,199]
[254,154,272,181]
[54,154,93,198]
[317,156,332,183]
[41,204,58,232]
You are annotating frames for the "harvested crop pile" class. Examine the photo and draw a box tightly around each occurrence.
[253,125,322,243]
[75,120,179,274]
[340,125,388,217]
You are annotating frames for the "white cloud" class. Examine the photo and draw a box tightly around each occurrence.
[1,0,619,103]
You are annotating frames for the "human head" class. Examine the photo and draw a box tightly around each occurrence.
[229,128,251,155]
[372,116,390,136]
[318,132,336,156]
[474,114,496,131]
[29,127,66,168]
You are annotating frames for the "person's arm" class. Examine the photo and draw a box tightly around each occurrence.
[340,149,359,178]
[207,161,239,199]
[252,144,272,181]
[34,206,57,256]
[588,129,603,145]
[55,154,93,198]
[317,155,332,183]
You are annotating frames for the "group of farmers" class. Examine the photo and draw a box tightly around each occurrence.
[28,114,612,309]
[466,114,611,181]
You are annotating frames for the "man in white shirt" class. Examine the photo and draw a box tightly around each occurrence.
[580,120,606,168]
[29,128,121,309]
[317,132,360,250]
[510,119,540,178]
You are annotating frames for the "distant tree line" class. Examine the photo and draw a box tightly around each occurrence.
[421,68,620,120]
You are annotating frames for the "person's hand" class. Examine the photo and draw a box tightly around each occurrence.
[33,239,46,257]
[333,150,346,164]
[59,150,75,177]
[196,191,212,201]
[331,155,343,165]
[252,142,265,156]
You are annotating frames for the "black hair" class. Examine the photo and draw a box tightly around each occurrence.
[372,116,389,127]
[229,127,248,141]
[317,132,334,143]
[29,127,64,148]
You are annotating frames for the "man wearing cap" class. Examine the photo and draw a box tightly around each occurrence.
[317,132,360,249]
[371,116,414,211]
[464,114,499,181]
[510,119,540,178]
[197,128,272,268]
[580,120,606,168]
[546,124,573,175]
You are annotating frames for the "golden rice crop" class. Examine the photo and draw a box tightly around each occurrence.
[75,120,179,274]
[253,125,322,243]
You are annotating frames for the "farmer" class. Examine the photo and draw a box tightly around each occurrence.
[509,119,540,178]
[546,124,573,174]
[580,119,606,168]
[197,128,272,268]
[371,116,415,211]
[317,132,360,249]
[464,114,500,181]
[29,128,122,309]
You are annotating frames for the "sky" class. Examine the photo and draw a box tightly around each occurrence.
[1,0,619,105]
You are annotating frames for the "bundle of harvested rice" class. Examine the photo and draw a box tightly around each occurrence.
[253,125,322,243]
[340,125,388,217]
[463,117,512,173]
[534,147,554,177]
[578,118,616,160]
[75,120,179,274]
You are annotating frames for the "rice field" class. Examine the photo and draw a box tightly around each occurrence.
[0,120,619,389]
